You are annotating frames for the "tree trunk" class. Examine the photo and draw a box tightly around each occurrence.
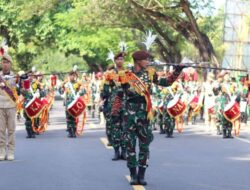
[128,0,219,67]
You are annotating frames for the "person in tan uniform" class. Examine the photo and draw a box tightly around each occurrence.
[0,54,17,161]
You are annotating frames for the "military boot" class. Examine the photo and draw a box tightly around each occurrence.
[26,128,32,138]
[227,130,234,139]
[120,148,127,160]
[138,167,147,186]
[67,128,73,138]
[72,128,77,138]
[159,125,165,134]
[166,128,170,138]
[129,167,138,185]
[169,128,174,138]
[112,147,120,161]
[107,135,112,146]
[222,129,227,139]
[0,147,6,161]
[7,150,14,161]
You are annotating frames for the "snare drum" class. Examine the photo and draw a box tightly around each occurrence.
[67,97,86,118]
[25,97,45,118]
[223,101,240,122]
[167,95,186,118]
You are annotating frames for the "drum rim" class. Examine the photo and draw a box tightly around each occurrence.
[25,96,37,108]
[167,95,180,109]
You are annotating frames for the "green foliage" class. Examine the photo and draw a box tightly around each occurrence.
[0,0,227,72]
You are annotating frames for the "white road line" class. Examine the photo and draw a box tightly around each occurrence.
[100,137,113,149]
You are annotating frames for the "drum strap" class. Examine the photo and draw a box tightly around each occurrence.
[0,75,18,104]
[76,110,86,136]
[31,107,49,134]
[119,71,153,120]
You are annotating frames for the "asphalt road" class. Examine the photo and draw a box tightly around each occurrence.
[1,100,250,190]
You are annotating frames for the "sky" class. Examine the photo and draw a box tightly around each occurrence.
[214,0,226,9]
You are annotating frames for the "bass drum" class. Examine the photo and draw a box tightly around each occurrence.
[167,95,186,118]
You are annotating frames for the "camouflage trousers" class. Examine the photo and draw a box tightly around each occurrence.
[110,112,126,149]
[104,110,112,144]
[216,113,232,132]
[24,112,32,130]
[123,102,154,168]
[66,111,76,131]
[163,112,175,131]
[157,111,164,131]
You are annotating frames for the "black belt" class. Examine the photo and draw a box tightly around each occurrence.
[127,97,146,104]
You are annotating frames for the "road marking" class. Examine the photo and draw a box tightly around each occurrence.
[235,137,250,144]
[126,175,145,190]
[100,137,113,149]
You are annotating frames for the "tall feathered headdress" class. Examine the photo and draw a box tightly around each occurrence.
[73,65,78,72]
[119,41,127,53]
[0,39,8,56]
[106,49,115,63]
[142,30,157,51]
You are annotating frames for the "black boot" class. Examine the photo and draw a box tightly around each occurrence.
[166,128,170,138]
[112,147,120,161]
[169,128,174,138]
[120,148,127,160]
[222,129,227,139]
[129,168,138,185]
[138,167,147,186]
[26,128,32,138]
[67,128,73,138]
[107,135,112,146]
[227,130,234,139]
[159,125,165,134]
[72,128,76,138]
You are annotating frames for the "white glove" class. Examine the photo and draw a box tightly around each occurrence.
[0,82,5,87]
[35,91,40,98]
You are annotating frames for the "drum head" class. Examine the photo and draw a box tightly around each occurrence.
[67,98,78,109]
[25,97,36,108]
[224,101,235,112]
[167,95,180,109]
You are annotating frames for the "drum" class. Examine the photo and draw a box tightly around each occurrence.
[23,79,30,90]
[208,103,215,114]
[50,75,57,87]
[223,101,240,122]
[67,97,86,118]
[167,95,186,118]
[189,95,199,109]
[41,97,49,107]
[25,97,45,118]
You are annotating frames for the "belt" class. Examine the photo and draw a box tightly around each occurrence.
[127,97,146,104]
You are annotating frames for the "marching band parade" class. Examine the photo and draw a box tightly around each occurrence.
[0,36,250,187]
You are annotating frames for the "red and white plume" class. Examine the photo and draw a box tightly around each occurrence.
[0,39,8,56]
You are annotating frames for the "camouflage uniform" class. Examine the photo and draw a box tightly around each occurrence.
[156,87,164,134]
[162,93,175,138]
[20,86,36,138]
[122,67,181,169]
[215,92,232,138]
[31,79,44,134]
[101,69,127,159]
[64,81,85,138]
[100,79,113,145]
